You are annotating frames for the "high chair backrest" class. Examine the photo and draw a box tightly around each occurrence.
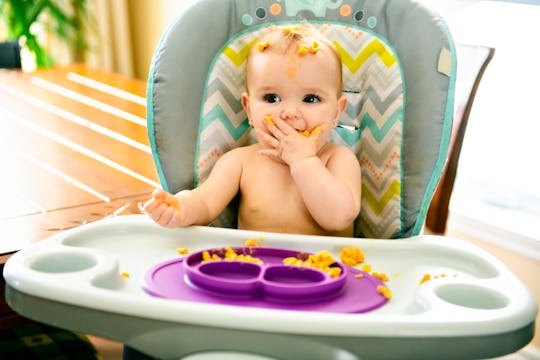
[147,0,456,239]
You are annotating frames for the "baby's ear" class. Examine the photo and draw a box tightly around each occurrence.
[334,95,348,127]
[241,92,252,125]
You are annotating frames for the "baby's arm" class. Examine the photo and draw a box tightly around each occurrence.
[143,150,243,228]
[290,146,361,231]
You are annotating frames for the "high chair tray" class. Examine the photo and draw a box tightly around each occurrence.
[3,215,537,359]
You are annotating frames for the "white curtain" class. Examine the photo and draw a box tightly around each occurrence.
[86,0,134,77]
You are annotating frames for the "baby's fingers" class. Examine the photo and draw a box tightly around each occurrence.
[256,129,279,148]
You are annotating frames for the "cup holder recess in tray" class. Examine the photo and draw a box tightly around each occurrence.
[29,250,98,273]
[435,283,509,310]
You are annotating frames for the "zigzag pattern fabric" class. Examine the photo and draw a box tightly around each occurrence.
[196,24,404,239]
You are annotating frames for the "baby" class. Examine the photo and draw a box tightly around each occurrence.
[143,24,361,237]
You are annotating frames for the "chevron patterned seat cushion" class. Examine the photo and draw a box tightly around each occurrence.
[195,23,404,238]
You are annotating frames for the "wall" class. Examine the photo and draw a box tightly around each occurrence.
[127,0,195,80]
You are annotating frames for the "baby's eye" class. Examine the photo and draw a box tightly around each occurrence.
[303,94,321,103]
[263,94,281,103]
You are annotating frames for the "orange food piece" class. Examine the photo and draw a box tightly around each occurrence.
[176,247,189,255]
[339,246,364,266]
[371,271,389,282]
[377,285,392,299]
[265,114,274,126]
[419,273,431,285]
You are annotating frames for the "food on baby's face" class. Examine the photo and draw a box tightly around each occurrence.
[265,114,274,126]
[299,130,310,137]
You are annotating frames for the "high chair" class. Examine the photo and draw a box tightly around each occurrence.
[3,0,537,359]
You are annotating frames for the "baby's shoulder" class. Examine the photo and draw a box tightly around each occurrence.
[218,144,258,163]
[322,143,356,159]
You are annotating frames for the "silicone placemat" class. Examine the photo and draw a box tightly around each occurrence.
[143,255,389,313]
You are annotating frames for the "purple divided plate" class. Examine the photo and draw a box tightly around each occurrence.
[183,247,347,303]
[142,247,390,313]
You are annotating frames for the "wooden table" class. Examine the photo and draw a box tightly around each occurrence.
[0,64,158,328]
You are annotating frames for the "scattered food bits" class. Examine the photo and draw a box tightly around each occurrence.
[283,250,341,278]
[419,274,431,285]
[299,130,310,137]
[377,285,392,299]
[202,247,262,263]
[419,273,454,285]
[120,272,130,278]
[371,271,389,282]
[339,246,364,266]
[354,273,364,279]
[176,247,189,255]
[244,238,259,247]
[361,264,372,272]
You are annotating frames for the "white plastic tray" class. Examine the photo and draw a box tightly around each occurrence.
[3,215,537,359]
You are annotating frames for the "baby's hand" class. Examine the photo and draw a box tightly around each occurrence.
[257,117,324,166]
[142,189,185,228]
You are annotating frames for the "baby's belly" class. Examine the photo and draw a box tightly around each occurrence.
[237,203,353,237]
[238,203,318,234]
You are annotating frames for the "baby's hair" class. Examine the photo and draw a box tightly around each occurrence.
[246,24,344,94]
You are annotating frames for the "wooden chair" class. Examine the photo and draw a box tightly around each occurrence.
[426,44,495,234]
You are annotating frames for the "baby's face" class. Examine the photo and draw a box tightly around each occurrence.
[242,45,346,151]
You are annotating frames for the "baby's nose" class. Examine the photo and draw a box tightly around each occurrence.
[280,104,300,120]
[280,105,305,128]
